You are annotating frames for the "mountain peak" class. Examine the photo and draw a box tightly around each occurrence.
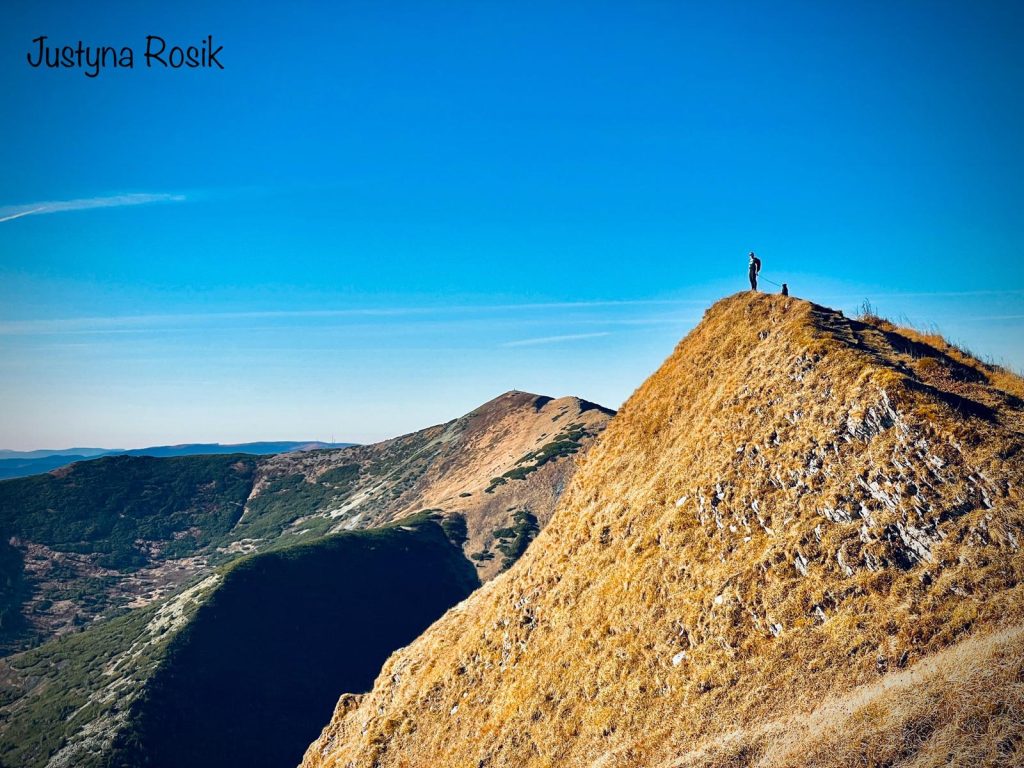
[467,390,550,415]
[304,294,1024,768]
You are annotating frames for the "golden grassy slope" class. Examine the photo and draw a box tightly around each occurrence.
[302,293,1024,768]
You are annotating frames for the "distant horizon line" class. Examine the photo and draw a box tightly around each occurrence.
[0,439,358,455]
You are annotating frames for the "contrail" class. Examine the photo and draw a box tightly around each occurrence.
[0,193,185,223]
[502,332,612,347]
[0,207,50,223]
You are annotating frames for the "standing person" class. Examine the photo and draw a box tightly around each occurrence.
[748,251,762,291]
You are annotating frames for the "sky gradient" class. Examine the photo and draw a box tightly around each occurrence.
[2,1,1023,449]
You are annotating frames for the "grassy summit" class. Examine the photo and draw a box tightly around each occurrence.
[304,293,1024,768]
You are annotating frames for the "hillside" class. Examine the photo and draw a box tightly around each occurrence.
[0,390,611,767]
[303,293,1024,768]
[0,454,259,652]
[0,393,611,654]
[0,515,476,768]
[0,455,99,482]
[0,441,341,481]
[244,392,613,579]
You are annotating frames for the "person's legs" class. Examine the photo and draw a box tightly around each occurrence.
[749,272,757,291]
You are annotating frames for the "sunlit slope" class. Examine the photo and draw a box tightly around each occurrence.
[245,391,613,580]
[304,293,1024,768]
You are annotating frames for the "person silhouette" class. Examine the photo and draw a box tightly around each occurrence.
[748,252,762,291]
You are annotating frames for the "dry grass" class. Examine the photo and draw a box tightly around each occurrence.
[303,293,1024,768]
[667,624,1024,768]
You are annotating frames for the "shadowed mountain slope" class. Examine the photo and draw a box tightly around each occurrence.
[109,516,477,768]
[0,516,476,768]
[303,293,1024,768]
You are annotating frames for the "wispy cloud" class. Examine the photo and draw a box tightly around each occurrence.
[0,308,426,335]
[0,301,703,336]
[0,193,185,223]
[958,314,1024,322]
[502,332,611,347]
[868,289,1024,298]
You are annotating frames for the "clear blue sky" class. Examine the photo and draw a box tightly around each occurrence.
[1,1,1022,449]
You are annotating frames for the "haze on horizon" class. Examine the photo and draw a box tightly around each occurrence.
[1,2,1022,451]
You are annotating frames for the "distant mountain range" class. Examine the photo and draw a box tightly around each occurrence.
[0,448,112,460]
[0,442,351,481]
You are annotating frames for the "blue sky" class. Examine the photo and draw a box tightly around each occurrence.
[1,1,1022,449]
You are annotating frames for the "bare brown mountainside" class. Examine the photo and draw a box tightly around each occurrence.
[244,391,614,580]
[303,293,1024,768]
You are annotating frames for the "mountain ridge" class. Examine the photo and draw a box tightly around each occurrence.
[0,441,350,481]
[0,391,611,653]
[303,292,1024,768]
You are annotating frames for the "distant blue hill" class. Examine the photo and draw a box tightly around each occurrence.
[0,441,353,481]
[0,454,99,480]
[0,448,113,460]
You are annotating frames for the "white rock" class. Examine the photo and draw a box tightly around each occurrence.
[794,552,809,576]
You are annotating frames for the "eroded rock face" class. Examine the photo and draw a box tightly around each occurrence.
[303,293,1024,768]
